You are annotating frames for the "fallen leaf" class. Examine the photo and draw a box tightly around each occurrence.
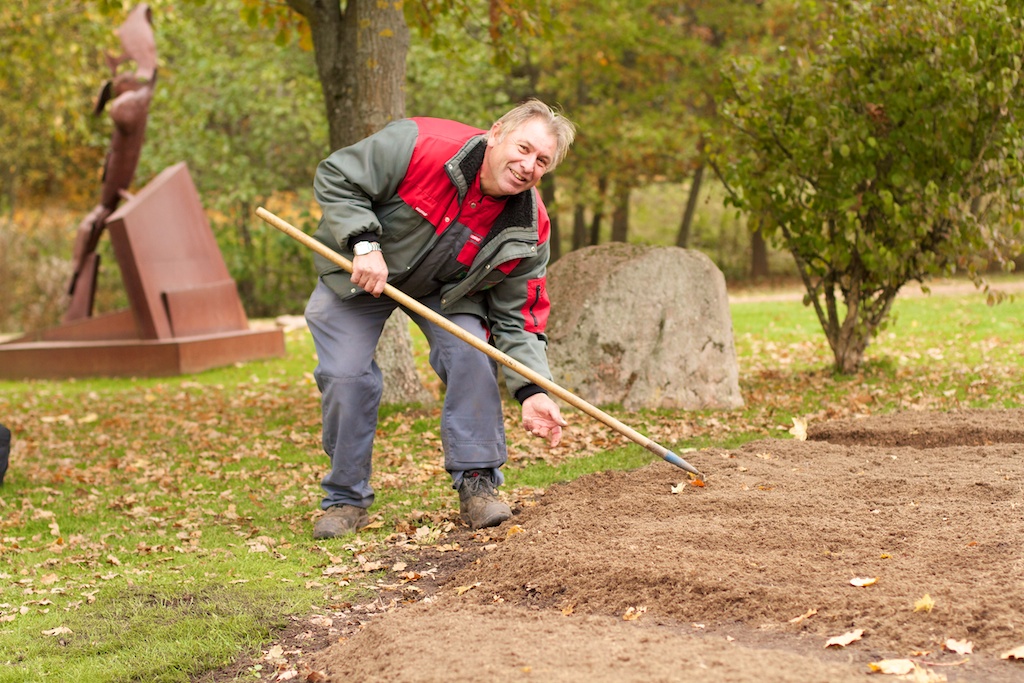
[391,562,407,572]
[789,417,808,441]
[850,577,878,587]
[914,594,935,612]
[1001,643,1024,660]
[944,638,973,655]
[825,628,864,648]
[788,608,817,624]
[670,483,686,494]
[868,659,915,675]
[690,479,706,488]
[506,525,525,537]
[622,606,647,621]
[42,626,73,636]
[77,413,99,424]
[456,582,481,596]
[561,603,575,616]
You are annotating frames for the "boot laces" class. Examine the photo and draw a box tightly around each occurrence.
[462,470,497,498]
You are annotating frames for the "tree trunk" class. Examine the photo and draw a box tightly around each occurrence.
[588,176,607,246]
[572,204,587,251]
[610,184,630,242]
[289,0,409,150]
[676,164,704,248]
[541,175,561,263]
[377,310,432,405]
[750,222,769,279]
[288,0,426,405]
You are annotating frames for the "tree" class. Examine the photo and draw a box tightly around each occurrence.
[0,3,111,210]
[712,0,1024,373]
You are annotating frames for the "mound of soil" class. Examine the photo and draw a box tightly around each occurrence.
[274,410,1024,682]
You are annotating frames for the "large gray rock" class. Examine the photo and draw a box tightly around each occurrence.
[546,243,743,411]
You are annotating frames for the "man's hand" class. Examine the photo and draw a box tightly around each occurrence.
[350,251,388,297]
[522,393,568,447]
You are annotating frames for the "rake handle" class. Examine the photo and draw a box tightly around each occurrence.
[255,207,702,478]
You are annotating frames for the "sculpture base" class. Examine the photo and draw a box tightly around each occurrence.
[0,328,285,380]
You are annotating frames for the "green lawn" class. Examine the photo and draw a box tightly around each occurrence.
[1,283,1021,682]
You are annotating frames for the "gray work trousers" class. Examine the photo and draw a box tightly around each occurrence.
[304,280,507,511]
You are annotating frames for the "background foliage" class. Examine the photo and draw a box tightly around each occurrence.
[711,0,1024,372]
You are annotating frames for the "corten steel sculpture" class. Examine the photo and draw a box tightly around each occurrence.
[66,3,158,321]
[0,5,284,379]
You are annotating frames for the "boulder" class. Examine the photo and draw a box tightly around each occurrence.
[546,243,743,411]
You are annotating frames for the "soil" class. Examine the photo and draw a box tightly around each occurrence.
[204,409,1024,683]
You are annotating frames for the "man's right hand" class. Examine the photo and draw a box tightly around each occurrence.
[351,251,388,297]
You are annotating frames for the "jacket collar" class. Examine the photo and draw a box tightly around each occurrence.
[446,135,539,240]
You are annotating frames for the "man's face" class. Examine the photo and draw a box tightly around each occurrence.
[479,117,558,198]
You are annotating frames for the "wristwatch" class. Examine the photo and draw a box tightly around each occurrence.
[353,241,381,256]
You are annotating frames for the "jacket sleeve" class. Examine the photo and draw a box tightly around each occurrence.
[312,119,418,254]
[485,222,554,400]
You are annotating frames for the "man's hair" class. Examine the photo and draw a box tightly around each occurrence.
[488,99,576,170]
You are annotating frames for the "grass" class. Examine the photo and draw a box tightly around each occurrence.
[1,284,1022,681]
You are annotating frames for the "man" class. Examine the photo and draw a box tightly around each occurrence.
[305,100,576,538]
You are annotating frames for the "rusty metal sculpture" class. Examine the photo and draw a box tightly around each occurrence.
[0,4,284,379]
[66,3,157,321]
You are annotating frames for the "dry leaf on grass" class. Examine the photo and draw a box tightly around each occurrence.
[1001,644,1024,660]
[42,626,73,636]
[944,638,973,655]
[868,659,915,675]
[824,628,864,648]
[850,576,878,587]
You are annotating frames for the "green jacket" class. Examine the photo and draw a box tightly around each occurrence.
[311,117,554,399]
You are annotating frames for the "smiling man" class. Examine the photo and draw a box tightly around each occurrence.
[305,100,576,539]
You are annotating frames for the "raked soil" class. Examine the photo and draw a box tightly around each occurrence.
[204,409,1024,682]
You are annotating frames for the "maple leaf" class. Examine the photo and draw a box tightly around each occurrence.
[1001,643,1024,660]
[868,659,915,675]
[914,594,935,612]
[944,638,973,655]
[824,628,864,648]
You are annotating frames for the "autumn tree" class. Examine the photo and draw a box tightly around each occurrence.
[515,0,784,248]
[712,0,1024,373]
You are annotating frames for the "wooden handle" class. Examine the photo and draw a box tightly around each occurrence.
[255,207,702,478]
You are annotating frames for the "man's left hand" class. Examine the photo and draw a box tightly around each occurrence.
[522,393,567,447]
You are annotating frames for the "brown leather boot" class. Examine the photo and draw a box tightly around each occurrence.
[313,504,369,539]
[458,470,512,530]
